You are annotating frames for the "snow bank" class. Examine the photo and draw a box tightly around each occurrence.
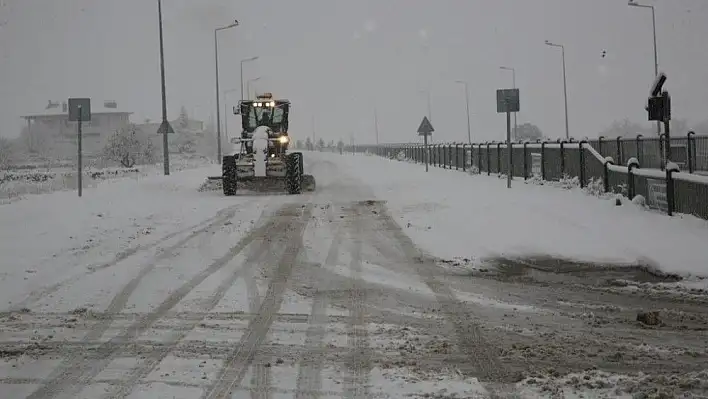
[0,154,213,202]
[308,151,708,277]
[0,163,265,308]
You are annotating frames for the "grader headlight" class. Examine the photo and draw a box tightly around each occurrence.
[278,135,290,144]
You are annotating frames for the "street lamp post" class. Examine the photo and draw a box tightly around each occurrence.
[246,76,261,99]
[418,89,432,122]
[214,20,239,165]
[499,66,518,139]
[223,88,240,138]
[374,108,380,145]
[455,80,472,144]
[157,0,170,176]
[628,0,661,139]
[545,40,570,140]
[240,56,259,100]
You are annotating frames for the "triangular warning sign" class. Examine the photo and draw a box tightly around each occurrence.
[417,116,434,135]
[157,120,175,134]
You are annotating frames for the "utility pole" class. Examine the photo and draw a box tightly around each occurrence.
[455,80,472,144]
[157,0,170,175]
[629,0,661,149]
[545,40,570,140]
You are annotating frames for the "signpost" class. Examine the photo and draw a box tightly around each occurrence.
[496,88,520,188]
[417,116,434,172]
[68,98,91,197]
[645,73,671,169]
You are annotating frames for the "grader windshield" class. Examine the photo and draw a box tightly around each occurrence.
[238,94,290,134]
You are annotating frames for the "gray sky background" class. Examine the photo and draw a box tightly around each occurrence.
[0,0,706,144]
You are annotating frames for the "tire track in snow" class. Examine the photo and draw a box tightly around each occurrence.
[365,201,518,392]
[294,212,343,399]
[343,203,370,399]
[244,256,271,399]
[293,291,328,399]
[98,208,297,399]
[203,204,314,399]
[8,205,241,312]
[25,204,295,399]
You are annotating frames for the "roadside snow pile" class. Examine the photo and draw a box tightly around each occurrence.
[517,368,708,398]
[0,167,140,200]
[0,154,213,201]
[371,367,489,398]
[524,174,580,190]
[0,167,141,184]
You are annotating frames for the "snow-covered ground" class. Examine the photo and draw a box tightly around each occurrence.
[0,150,707,398]
[321,151,708,279]
[0,154,213,203]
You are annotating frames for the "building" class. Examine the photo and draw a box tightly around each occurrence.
[21,100,132,139]
[20,100,132,159]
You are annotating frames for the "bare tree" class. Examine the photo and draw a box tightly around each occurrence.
[102,125,155,167]
[178,106,190,129]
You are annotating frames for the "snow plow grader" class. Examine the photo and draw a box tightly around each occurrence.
[210,93,315,195]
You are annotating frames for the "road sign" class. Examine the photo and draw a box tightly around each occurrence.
[496,89,520,113]
[416,116,434,173]
[157,120,175,134]
[496,89,519,189]
[68,98,90,198]
[68,98,91,122]
[417,116,434,136]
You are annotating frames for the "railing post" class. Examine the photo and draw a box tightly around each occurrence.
[579,140,587,188]
[560,139,566,176]
[497,142,503,174]
[616,136,622,166]
[666,162,679,216]
[603,157,614,193]
[455,144,459,170]
[448,144,453,169]
[541,141,547,181]
[509,142,513,176]
[627,157,639,199]
[443,144,447,169]
[523,141,529,180]
[659,133,667,171]
[478,143,482,173]
[598,135,605,155]
[487,142,492,176]
[450,144,455,169]
[461,144,466,172]
[687,131,695,174]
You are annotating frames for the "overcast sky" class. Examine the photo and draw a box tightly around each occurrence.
[1,0,706,144]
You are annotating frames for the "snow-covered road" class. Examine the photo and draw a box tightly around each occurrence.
[1,151,707,398]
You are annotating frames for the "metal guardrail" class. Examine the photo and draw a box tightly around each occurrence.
[345,137,708,221]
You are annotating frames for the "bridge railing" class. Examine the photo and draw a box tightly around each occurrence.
[345,137,708,221]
